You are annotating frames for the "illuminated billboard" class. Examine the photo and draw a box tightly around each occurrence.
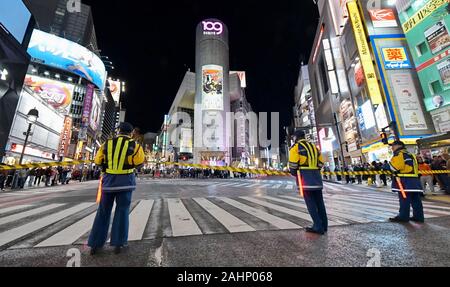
[202,65,223,110]
[347,1,383,105]
[108,79,121,105]
[89,91,102,131]
[23,75,74,115]
[27,29,107,89]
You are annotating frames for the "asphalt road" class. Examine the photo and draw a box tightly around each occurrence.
[0,176,449,267]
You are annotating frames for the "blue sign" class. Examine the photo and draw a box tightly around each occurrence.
[381,47,412,70]
[27,29,106,90]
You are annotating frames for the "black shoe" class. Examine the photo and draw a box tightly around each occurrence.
[410,217,425,223]
[389,217,409,223]
[305,227,325,235]
[114,246,124,254]
[90,247,98,255]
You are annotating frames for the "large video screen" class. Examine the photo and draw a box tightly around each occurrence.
[0,0,31,44]
[27,29,107,90]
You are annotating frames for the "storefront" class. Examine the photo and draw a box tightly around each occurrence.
[396,0,450,134]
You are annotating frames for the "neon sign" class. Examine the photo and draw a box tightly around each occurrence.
[202,21,223,35]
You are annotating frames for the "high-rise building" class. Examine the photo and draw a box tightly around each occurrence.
[194,19,231,166]
[23,0,99,53]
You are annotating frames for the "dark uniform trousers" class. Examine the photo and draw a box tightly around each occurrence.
[397,192,424,221]
[88,190,133,248]
[295,175,328,233]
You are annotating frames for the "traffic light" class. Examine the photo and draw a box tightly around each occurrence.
[380,132,388,145]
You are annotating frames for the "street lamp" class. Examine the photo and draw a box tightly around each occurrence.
[19,108,39,165]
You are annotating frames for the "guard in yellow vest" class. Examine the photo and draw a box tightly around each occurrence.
[289,130,327,235]
[88,122,145,255]
[388,140,424,223]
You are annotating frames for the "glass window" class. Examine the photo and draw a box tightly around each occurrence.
[430,80,443,95]
[416,42,428,57]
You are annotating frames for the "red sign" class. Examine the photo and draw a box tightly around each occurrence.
[59,116,73,157]
[369,9,397,28]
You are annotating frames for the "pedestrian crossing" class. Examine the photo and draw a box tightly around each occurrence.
[138,178,298,190]
[1,190,450,251]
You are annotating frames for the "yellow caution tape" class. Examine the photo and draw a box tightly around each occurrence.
[1,160,449,176]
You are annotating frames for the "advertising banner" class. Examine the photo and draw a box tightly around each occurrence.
[369,9,398,28]
[79,84,94,140]
[402,0,447,33]
[339,99,358,152]
[347,1,383,105]
[108,79,121,105]
[23,75,74,115]
[180,128,193,153]
[425,20,450,54]
[436,58,450,85]
[89,91,101,131]
[390,73,428,130]
[58,116,73,157]
[27,29,107,89]
[381,47,412,69]
[202,65,224,110]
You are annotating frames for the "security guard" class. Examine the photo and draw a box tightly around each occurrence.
[388,140,424,223]
[289,130,328,235]
[88,122,145,255]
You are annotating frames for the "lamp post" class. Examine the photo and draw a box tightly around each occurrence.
[19,108,39,165]
[13,108,39,189]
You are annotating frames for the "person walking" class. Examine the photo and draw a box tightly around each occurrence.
[88,122,145,255]
[0,170,6,191]
[418,156,434,196]
[388,141,424,223]
[289,130,327,235]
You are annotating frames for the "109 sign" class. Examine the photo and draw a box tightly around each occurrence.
[202,21,223,35]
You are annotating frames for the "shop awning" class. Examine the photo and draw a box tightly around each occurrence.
[417,132,450,150]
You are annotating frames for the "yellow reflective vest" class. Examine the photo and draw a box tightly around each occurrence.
[289,140,324,191]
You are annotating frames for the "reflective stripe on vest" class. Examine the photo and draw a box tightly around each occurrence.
[106,137,134,175]
[297,141,319,170]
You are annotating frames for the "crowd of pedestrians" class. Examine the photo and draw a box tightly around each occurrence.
[0,165,102,192]
[322,152,450,195]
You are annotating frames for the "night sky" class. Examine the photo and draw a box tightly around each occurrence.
[83,0,319,134]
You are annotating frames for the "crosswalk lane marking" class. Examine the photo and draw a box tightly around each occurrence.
[0,203,94,248]
[280,195,398,215]
[240,196,312,223]
[285,185,294,190]
[325,195,450,217]
[322,196,442,218]
[217,197,300,230]
[359,194,450,211]
[167,198,202,237]
[128,200,154,241]
[261,196,372,223]
[0,204,65,226]
[0,205,32,216]
[192,198,255,233]
[35,211,97,247]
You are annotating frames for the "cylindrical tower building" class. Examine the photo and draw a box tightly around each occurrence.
[194,19,231,165]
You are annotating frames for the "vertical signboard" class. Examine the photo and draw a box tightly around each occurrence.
[58,116,73,157]
[79,84,94,140]
[390,73,428,130]
[347,1,384,105]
